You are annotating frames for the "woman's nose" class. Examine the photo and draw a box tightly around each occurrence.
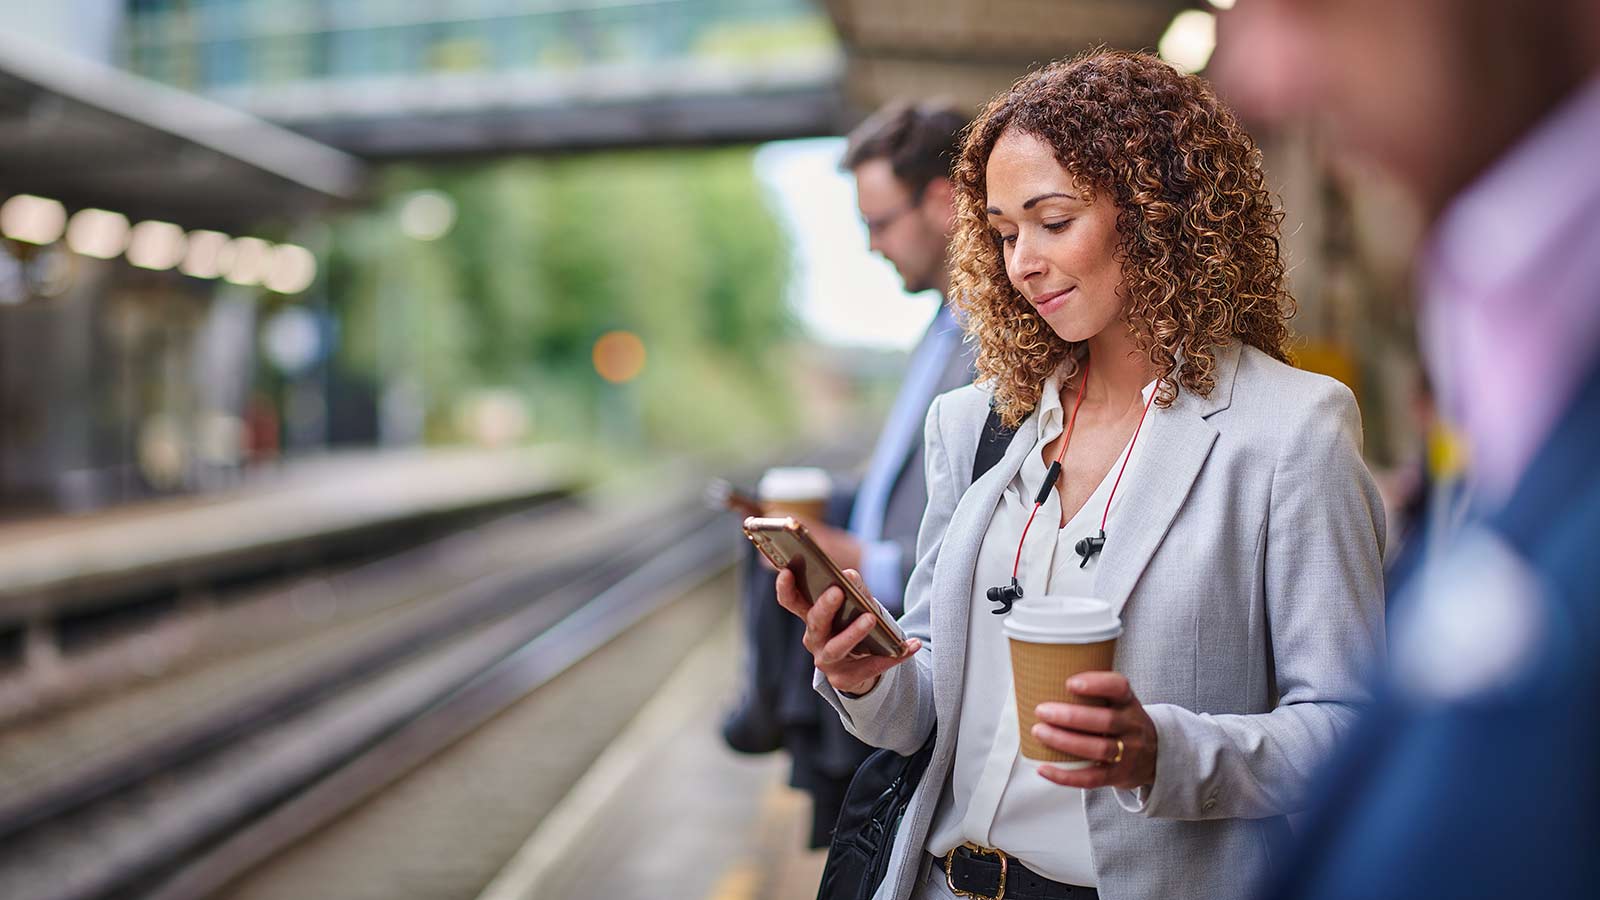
[1010,233,1047,282]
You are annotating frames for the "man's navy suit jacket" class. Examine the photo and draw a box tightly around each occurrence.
[1269,359,1600,898]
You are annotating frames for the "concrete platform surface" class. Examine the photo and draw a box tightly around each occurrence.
[477,616,828,900]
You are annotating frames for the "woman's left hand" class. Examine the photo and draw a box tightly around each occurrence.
[1031,671,1158,790]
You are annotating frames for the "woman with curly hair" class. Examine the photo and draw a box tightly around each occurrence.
[777,51,1386,900]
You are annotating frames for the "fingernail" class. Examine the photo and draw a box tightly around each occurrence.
[1068,678,1085,691]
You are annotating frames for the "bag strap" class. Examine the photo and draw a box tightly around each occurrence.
[971,403,1016,483]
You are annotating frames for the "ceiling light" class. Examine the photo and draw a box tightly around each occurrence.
[126,220,188,271]
[1159,10,1218,75]
[0,194,67,245]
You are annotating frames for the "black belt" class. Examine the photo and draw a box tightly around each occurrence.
[932,844,1100,900]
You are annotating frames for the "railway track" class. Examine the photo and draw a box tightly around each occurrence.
[0,495,739,900]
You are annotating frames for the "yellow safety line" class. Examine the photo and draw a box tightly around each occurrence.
[704,863,763,900]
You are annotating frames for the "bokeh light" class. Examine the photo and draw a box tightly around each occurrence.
[265,244,318,295]
[181,230,234,279]
[126,220,188,271]
[1,194,68,246]
[65,208,130,259]
[223,236,274,286]
[1159,10,1217,74]
[398,190,457,242]
[592,330,647,384]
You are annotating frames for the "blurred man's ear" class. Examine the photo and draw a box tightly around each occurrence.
[920,176,956,232]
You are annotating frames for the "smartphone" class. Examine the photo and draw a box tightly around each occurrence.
[742,516,912,658]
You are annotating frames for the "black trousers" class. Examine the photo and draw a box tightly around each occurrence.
[728,490,873,848]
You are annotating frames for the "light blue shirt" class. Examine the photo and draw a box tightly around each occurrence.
[848,305,963,613]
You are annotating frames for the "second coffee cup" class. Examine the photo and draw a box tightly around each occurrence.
[757,467,831,522]
[1003,595,1123,767]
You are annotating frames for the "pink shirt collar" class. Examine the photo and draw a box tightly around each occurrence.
[1420,73,1600,503]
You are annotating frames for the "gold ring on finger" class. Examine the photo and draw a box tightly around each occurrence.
[1110,737,1125,765]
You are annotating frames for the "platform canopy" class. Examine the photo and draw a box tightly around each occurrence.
[0,34,364,233]
[824,0,1192,112]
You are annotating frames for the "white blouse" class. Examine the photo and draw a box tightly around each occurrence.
[922,371,1156,887]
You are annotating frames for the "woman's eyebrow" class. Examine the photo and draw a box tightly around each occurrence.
[986,191,1080,216]
[1022,191,1078,210]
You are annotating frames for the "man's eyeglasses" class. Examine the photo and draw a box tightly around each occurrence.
[862,189,927,237]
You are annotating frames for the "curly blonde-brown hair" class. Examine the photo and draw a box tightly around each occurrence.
[951,50,1295,427]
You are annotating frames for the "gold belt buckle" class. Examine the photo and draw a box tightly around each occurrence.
[944,842,1007,900]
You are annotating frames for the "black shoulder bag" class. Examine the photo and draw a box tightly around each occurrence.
[815,405,1015,900]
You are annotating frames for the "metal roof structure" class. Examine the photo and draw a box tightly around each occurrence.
[824,0,1192,112]
[0,34,365,233]
[252,57,847,159]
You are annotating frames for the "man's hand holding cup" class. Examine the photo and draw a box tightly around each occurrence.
[754,467,862,571]
[774,567,920,697]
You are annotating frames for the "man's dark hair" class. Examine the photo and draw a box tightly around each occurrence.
[840,101,968,199]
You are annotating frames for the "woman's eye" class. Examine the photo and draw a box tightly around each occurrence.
[1044,219,1074,232]
[995,233,1018,247]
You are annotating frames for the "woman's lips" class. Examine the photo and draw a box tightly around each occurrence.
[1032,287,1074,316]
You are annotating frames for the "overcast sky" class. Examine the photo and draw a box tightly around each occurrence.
[754,137,941,351]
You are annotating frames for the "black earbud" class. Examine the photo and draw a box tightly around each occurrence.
[987,577,1023,615]
[1075,529,1107,568]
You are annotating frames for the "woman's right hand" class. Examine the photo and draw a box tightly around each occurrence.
[774,567,922,696]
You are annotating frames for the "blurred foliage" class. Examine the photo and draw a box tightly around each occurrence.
[691,16,838,62]
[325,147,797,458]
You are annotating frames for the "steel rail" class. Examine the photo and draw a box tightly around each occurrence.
[0,509,733,900]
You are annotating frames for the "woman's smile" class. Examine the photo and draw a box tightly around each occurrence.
[1031,287,1075,316]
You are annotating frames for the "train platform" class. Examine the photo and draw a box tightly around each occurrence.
[0,443,845,900]
[476,614,829,900]
[0,445,582,726]
[0,446,577,606]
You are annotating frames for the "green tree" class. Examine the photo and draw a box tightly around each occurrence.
[325,146,795,458]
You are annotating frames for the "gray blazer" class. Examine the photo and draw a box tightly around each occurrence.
[817,342,1387,900]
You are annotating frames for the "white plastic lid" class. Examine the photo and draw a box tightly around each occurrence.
[758,467,832,502]
[1001,595,1122,644]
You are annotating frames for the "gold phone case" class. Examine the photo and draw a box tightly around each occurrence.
[742,516,911,658]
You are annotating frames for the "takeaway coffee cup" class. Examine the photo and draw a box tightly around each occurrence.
[1003,596,1123,767]
[757,467,831,523]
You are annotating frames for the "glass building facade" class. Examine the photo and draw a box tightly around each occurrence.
[122,0,834,95]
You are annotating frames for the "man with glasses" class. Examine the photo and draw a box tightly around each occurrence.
[723,101,974,849]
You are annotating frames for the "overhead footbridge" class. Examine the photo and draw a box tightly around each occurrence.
[117,0,1191,158]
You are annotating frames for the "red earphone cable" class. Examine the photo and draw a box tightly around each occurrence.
[1100,381,1160,532]
[1010,355,1092,580]
[1009,358,1162,584]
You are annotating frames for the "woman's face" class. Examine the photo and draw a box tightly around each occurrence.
[984,128,1126,344]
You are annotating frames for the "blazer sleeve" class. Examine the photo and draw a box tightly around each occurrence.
[813,392,962,756]
[1130,381,1388,820]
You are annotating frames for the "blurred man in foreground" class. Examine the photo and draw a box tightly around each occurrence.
[1214,1,1600,896]
[722,102,974,846]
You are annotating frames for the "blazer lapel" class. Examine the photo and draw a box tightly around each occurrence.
[1095,342,1241,616]
[932,409,1038,715]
